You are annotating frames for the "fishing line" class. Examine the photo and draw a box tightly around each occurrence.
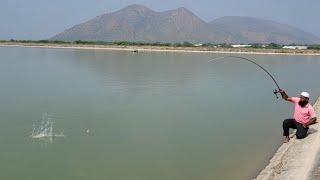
[208,55,281,99]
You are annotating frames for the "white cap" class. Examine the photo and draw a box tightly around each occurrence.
[300,91,310,98]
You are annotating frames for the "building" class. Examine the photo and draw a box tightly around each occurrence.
[282,46,308,50]
[193,43,203,47]
[231,44,252,48]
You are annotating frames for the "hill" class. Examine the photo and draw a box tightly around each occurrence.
[51,4,320,44]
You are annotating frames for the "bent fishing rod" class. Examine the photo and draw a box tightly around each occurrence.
[208,55,281,99]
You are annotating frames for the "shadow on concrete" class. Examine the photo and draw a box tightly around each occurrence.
[308,128,318,135]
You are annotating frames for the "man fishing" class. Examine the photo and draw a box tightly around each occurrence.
[280,90,317,143]
[208,56,317,143]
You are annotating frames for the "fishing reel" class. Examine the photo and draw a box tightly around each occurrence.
[273,89,280,99]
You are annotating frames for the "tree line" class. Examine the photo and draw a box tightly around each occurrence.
[1,39,320,49]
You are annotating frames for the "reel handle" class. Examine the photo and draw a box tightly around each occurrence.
[273,89,279,99]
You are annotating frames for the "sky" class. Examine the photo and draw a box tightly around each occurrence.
[1,0,319,40]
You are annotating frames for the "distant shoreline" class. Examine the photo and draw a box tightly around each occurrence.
[1,42,320,56]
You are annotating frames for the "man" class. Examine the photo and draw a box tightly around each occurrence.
[279,90,317,143]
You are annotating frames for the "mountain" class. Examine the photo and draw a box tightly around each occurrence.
[51,4,320,44]
[208,16,320,44]
[51,4,220,42]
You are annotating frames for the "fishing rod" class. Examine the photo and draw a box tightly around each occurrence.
[208,55,281,99]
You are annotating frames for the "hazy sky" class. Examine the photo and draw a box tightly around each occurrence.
[1,0,319,40]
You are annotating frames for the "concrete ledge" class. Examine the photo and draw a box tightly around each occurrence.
[256,97,320,180]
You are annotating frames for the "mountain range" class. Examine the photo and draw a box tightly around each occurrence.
[51,4,320,44]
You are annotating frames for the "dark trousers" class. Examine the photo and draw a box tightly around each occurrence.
[283,118,308,139]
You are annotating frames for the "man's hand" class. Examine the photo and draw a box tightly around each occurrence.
[304,118,317,128]
[279,89,291,101]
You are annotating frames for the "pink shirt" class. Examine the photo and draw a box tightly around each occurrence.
[290,97,316,124]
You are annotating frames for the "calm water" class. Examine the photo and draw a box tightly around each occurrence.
[0,47,320,180]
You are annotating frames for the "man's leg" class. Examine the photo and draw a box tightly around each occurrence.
[283,118,296,142]
[295,122,309,139]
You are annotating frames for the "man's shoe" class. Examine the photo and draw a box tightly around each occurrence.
[283,136,290,143]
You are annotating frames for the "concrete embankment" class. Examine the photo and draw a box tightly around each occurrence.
[256,97,320,180]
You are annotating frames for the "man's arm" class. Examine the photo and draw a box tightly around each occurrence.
[304,106,317,128]
[304,117,317,128]
[279,89,294,102]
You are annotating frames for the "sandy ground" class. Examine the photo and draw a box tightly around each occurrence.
[255,97,320,180]
[1,43,320,56]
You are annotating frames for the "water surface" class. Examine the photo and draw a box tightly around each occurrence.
[0,47,320,180]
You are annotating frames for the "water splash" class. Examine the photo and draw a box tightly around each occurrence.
[31,112,65,142]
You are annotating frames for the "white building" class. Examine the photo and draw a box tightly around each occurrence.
[231,44,252,48]
[282,46,308,50]
[193,43,203,47]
